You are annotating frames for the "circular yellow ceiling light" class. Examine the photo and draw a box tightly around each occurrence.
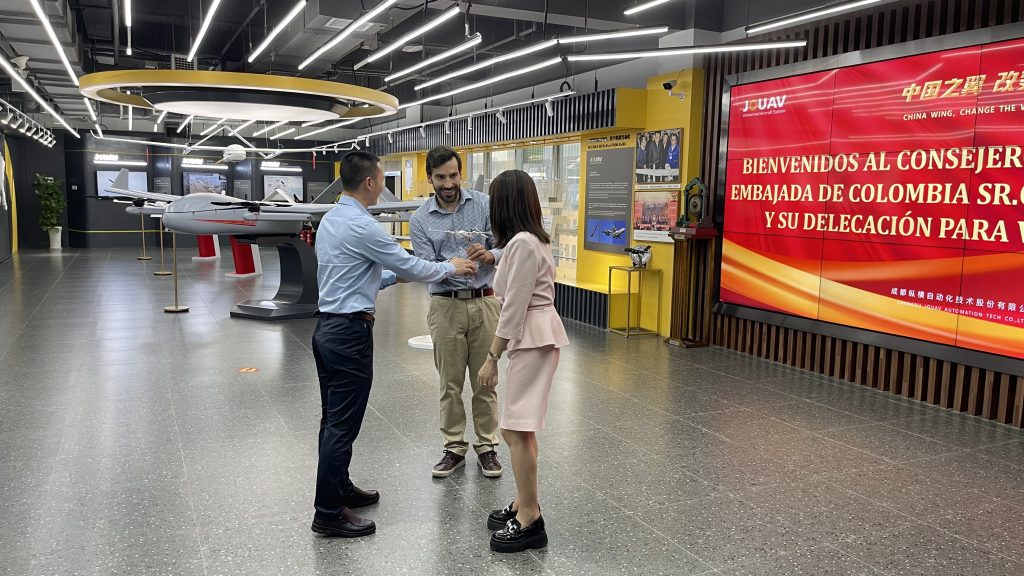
[79,70,398,122]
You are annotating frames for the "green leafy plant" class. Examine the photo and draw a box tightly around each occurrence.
[33,173,66,229]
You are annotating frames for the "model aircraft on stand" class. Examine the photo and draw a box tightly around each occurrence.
[99,169,424,321]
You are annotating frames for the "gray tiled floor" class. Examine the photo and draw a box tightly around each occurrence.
[2,248,1023,576]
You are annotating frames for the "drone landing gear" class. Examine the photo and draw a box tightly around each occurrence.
[229,235,319,321]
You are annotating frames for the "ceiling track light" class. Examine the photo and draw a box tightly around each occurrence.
[418,125,425,137]
[466,116,472,131]
[249,1,307,63]
[495,109,506,124]
[544,100,554,117]
[253,120,288,136]
[299,0,401,70]
[0,53,80,137]
[11,116,23,129]
[387,132,393,143]
[354,5,461,70]
[746,0,884,34]
[187,0,225,62]
[623,0,673,16]
[1,107,12,124]
[384,33,482,84]
[402,57,563,109]
[444,120,451,134]
[28,0,79,86]
[565,40,808,61]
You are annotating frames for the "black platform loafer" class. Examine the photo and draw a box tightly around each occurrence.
[342,485,380,508]
[311,508,376,538]
[490,516,547,553]
[487,501,516,530]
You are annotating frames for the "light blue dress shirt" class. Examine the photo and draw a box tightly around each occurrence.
[316,195,455,314]
[408,188,503,294]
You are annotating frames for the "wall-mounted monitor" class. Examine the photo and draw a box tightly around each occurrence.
[96,170,147,197]
[183,172,227,195]
[262,174,303,201]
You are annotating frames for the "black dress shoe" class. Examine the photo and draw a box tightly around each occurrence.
[311,507,376,538]
[487,501,516,530]
[342,485,380,508]
[490,516,547,553]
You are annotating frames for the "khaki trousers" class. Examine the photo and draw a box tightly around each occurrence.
[427,295,500,456]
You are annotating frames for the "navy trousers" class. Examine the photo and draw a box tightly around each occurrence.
[311,314,374,517]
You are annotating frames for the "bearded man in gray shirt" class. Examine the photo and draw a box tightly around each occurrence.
[409,146,503,479]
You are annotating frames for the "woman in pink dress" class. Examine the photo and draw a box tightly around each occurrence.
[478,169,569,553]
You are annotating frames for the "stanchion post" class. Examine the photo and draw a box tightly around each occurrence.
[163,232,190,313]
[154,218,172,276]
[137,214,152,260]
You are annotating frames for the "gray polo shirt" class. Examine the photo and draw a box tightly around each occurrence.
[408,188,503,294]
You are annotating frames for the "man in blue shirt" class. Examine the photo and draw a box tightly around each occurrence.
[409,146,504,479]
[310,151,476,538]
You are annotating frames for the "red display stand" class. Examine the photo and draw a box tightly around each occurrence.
[192,234,221,261]
[226,236,263,278]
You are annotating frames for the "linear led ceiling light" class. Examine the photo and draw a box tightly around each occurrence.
[249,1,307,63]
[126,0,133,58]
[299,0,400,70]
[188,0,225,62]
[624,0,673,15]
[415,39,557,91]
[385,33,482,83]
[300,118,328,128]
[270,127,296,140]
[28,0,79,86]
[557,26,668,43]
[0,53,79,137]
[84,98,98,122]
[402,57,562,109]
[412,26,667,91]
[175,114,195,133]
[94,122,103,137]
[296,118,359,139]
[253,120,288,136]
[565,39,807,61]
[747,0,884,34]
[354,5,461,70]
[200,118,226,135]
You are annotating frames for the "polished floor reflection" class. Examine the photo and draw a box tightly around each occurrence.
[1,248,1022,576]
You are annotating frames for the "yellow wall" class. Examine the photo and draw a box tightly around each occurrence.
[574,69,704,337]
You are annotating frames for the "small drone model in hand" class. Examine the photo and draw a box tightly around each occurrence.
[432,229,493,242]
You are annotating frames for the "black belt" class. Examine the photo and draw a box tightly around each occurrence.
[320,311,375,323]
[432,288,494,299]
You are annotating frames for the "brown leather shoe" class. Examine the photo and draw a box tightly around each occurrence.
[431,450,466,478]
[477,450,502,478]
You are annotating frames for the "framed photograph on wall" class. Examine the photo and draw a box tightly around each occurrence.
[262,174,303,201]
[183,172,227,195]
[635,128,682,187]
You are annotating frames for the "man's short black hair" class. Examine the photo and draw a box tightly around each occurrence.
[425,146,461,177]
[340,150,381,191]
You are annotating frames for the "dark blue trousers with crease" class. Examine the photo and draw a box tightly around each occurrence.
[311,314,373,517]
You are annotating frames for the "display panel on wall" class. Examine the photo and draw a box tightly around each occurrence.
[183,172,227,195]
[721,36,1024,361]
[263,175,303,201]
[584,135,633,254]
[97,170,147,197]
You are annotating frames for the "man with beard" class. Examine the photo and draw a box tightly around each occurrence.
[409,146,504,479]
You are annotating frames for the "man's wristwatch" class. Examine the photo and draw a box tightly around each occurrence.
[487,350,502,361]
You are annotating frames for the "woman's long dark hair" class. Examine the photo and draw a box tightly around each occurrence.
[488,169,550,248]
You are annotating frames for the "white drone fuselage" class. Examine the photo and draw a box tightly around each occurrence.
[127,193,309,236]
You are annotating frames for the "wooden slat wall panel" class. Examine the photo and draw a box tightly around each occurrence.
[712,312,1022,427]
[697,0,1023,428]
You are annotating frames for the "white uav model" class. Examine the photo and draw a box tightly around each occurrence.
[103,169,422,235]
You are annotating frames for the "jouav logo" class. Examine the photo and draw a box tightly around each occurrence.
[742,95,787,114]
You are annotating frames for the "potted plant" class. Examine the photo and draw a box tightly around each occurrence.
[34,173,67,250]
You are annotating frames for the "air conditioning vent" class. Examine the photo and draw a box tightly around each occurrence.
[171,54,196,70]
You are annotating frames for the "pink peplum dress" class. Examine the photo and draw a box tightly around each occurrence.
[492,231,570,431]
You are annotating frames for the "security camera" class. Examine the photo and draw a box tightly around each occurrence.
[662,79,677,92]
